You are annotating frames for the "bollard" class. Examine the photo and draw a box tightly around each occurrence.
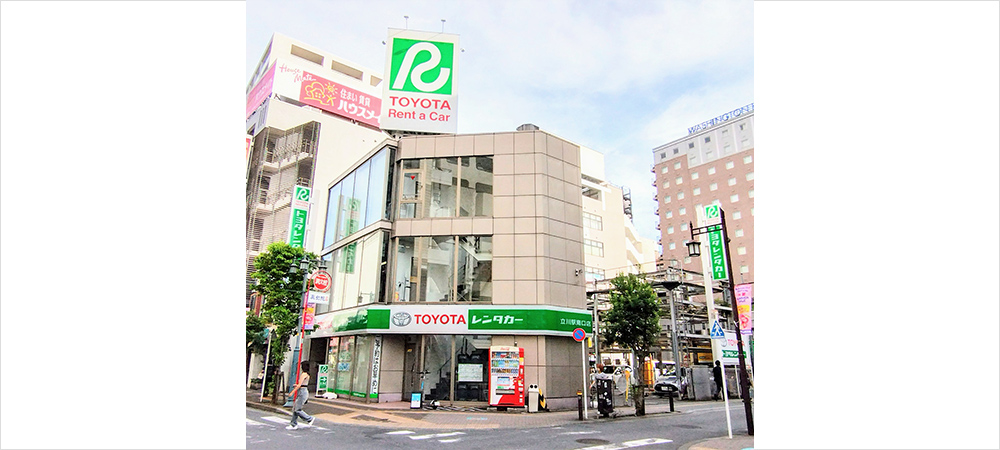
[668,391,674,412]
[577,391,584,421]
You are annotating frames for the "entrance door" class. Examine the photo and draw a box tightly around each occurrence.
[402,335,422,401]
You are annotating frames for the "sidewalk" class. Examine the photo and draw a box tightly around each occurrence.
[246,389,752,449]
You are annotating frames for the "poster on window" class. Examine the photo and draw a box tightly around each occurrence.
[458,363,483,382]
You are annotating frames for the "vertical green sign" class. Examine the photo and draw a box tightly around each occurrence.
[705,205,728,281]
[317,364,329,393]
[288,185,311,248]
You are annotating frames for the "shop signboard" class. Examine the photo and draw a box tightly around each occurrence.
[303,303,316,330]
[734,284,753,335]
[380,28,459,133]
[287,185,310,248]
[316,364,329,395]
[704,204,728,281]
[246,62,275,119]
[299,71,381,128]
[720,330,749,365]
[369,335,382,399]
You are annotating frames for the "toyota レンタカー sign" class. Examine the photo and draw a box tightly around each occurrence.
[380,28,459,134]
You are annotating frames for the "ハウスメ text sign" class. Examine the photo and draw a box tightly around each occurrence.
[380,28,459,133]
[299,71,381,128]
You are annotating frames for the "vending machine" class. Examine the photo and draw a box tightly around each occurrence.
[488,346,525,407]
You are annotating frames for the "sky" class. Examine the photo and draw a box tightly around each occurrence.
[246,0,754,244]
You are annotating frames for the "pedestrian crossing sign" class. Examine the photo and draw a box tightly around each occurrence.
[710,320,725,339]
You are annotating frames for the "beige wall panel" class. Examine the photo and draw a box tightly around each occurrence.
[435,135,456,157]
[533,132,547,155]
[472,218,492,235]
[415,137,434,158]
[410,220,431,235]
[493,256,514,280]
[493,174,514,196]
[494,154,514,176]
[494,234,515,257]
[494,132,514,155]
[494,196,515,218]
[514,217,535,234]
[514,234,535,257]
[513,257,537,280]
[513,174,534,196]
[473,133,494,156]
[492,280,514,304]
[494,217,515,235]
[430,218,452,236]
[513,195,536,217]
[514,280,538,304]
[452,218,473,235]
[513,154,534,175]
[454,134,474,155]
[513,132,534,154]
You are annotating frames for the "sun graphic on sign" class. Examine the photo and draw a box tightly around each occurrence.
[323,82,338,103]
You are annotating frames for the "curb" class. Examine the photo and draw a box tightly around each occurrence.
[246,401,290,416]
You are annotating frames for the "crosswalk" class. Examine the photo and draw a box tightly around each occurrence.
[250,415,328,430]
[383,430,466,443]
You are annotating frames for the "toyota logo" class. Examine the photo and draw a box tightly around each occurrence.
[391,312,412,327]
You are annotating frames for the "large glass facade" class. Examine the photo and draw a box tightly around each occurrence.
[456,236,492,302]
[422,335,453,401]
[394,235,491,303]
[423,236,454,303]
[325,230,388,312]
[323,146,392,248]
[334,337,354,394]
[351,335,372,398]
[396,156,493,219]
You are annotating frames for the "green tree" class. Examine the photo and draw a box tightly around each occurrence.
[602,273,660,416]
[247,242,319,396]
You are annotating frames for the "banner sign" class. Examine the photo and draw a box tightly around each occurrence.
[380,28,459,133]
[287,185,311,248]
[705,205,728,281]
[299,71,381,128]
[735,284,753,335]
[303,303,316,330]
[687,103,753,134]
[307,291,329,305]
[317,364,329,394]
[720,330,749,365]
[310,304,593,337]
[246,63,275,119]
[369,335,382,399]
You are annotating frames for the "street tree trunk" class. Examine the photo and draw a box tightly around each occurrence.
[634,350,646,416]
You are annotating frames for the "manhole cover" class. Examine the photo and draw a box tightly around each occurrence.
[673,424,701,429]
[576,439,611,445]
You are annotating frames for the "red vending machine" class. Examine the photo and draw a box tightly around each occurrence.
[488,346,525,408]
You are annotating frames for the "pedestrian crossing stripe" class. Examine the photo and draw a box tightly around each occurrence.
[409,431,464,440]
[257,415,325,429]
[246,418,267,426]
[578,438,673,450]
[385,430,415,435]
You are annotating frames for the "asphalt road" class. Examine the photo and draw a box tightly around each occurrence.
[246,399,749,450]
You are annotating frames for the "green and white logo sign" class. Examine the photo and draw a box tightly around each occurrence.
[705,204,728,281]
[389,39,454,95]
[381,28,459,134]
[287,185,311,248]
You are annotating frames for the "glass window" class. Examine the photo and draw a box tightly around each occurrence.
[423,335,454,401]
[339,240,362,307]
[677,191,685,200]
[693,187,701,196]
[665,210,673,219]
[733,211,742,220]
[661,166,668,174]
[673,148,679,154]
[737,246,747,255]
[709,183,718,191]
[585,267,605,282]
[675,176,683,185]
[664,195,671,204]
[751,208,754,216]
[459,156,493,217]
[668,242,676,250]
[456,236,492,302]
[662,180,669,189]
[584,239,604,257]
[425,158,458,218]
[394,237,417,302]
[679,207,686,215]
[334,337,354,394]
[337,171,356,242]
[687,143,694,149]
[746,172,754,181]
[583,212,603,230]
[681,223,688,231]
[454,335,491,401]
[723,144,731,155]
[691,172,699,180]
[688,154,697,165]
[740,265,750,274]
[366,148,389,225]
[353,159,371,228]
[741,139,750,147]
[674,162,682,170]
[667,226,674,234]
[357,232,385,305]
[744,155,753,164]
[730,194,739,203]
[704,136,711,143]
[324,182,343,248]
[326,336,340,367]
[423,236,455,302]
[708,167,716,175]
[726,161,734,170]
[735,229,744,237]
[748,189,754,198]
[351,335,372,398]
[660,152,666,159]
[728,177,737,186]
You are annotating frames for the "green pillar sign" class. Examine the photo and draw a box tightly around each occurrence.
[288,185,311,248]
[705,205,728,281]
[317,364,329,393]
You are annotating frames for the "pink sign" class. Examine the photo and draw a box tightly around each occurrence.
[299,71,381,128]
[246,63,275,119]
[735,284,753,335]
[303,303,316,331]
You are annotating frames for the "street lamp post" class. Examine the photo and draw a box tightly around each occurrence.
[284,255,328,407]
[667,259,682,380]
[687,208,754,436]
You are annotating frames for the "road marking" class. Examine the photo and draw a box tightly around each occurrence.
[246,418,268,426]
[386,430,415,435]
[577,438,673,450]
[560,431,601,435]
[410,431,464,440]
[439,438,462,443]
[259,415,318,428]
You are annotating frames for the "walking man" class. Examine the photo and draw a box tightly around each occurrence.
[712,361,724,401]
[286,361,315,430]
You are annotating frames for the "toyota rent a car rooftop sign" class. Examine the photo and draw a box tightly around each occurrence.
[380,28,459,134]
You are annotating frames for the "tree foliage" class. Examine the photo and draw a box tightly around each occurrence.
[602,273,660,415]
[246,242,320,391]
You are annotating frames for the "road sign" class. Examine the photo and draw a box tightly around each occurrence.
[710,320,725,339]
[312,271,332,291]
[572,328,586,342]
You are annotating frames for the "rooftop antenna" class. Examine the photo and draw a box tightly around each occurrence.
[404,15,409,29]
[441,19,446,32]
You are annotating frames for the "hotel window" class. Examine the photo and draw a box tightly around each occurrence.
[746,172,754,181]
[668,242,676,250]
[660,152,666,159]
[691,172,699,180]
[744,155,753,164]
[730,194,739,203]
[584,239,605,257]
[667,226,674,234]
[675,176,683,185]
[673,148,679,154]
[739,124,745,131]
[751,208,754,216]
[663,180,669,188]
[583,212,603,230]
[674,162,682,170]
[661,166,668,174]
[704,136,711,143]
[688,143,694,149]
[693,187,701,196]
[709,183,718,191]
[708,167,716,175]
[737,246,747,255]
[677,191,684,200]
[688,154,698,165]
[726,161,735,169]
[733,211,742,220]
[679,207,686,215]
[728,177,736,186]
[665,210,673,218]
[735,229,744,237]
[664,195,671,203]
[722,129,729,135]
[681,223,689,231]
[740,265,749,274]
[748,189,754,198]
